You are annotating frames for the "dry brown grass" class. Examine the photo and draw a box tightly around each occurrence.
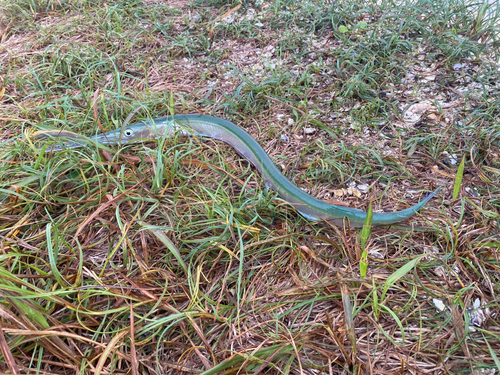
[0,0,499,374]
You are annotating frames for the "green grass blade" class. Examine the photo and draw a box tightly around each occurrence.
[381,254,425,302]
[199,344,295,375]
[46,223,69,288]
[361,202,373,249]
[453,155,465,200]
[360,203,373,278]
[138,221,186,273]
[483,334,500,371]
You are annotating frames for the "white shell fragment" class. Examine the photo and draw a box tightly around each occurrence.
[433,298,447,312]
[368,248,384,259]
[357,184,369,193]
[443,151,458,165]
[403,101,433,124]
[465,186,480,197]
[333,189,345,197]
[339,181,362,197]
[468,298,492,330]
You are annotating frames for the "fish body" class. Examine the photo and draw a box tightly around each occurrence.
[36,114,440,227]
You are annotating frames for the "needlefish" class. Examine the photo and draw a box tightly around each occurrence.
[34,114,441,227]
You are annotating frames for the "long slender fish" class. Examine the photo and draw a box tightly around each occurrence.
[35,114,440,227]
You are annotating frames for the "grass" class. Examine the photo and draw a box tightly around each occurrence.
[1,0,499,373]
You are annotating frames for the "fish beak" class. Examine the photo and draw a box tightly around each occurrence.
[34,130,105,152]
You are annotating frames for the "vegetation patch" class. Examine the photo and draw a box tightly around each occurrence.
[0,0,499,373]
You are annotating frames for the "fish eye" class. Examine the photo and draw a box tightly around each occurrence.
[124,129,134,137]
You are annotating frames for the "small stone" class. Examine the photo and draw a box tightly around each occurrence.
[303,128,316,135]
[453,63,462,70]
